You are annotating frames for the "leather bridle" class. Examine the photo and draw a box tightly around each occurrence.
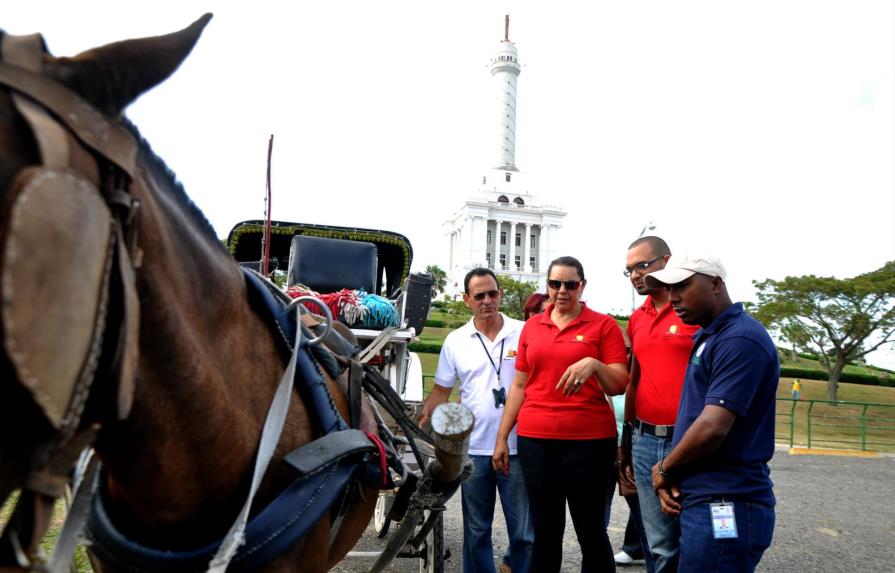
[0,32,141,570]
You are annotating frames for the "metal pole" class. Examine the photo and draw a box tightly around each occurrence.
[367,403,473,573]
[807,400,815,448]
[861,404,869,450]
[789,399,796,447]
[262,134,274,276]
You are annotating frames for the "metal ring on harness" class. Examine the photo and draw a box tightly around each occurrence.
[286,295,332,347]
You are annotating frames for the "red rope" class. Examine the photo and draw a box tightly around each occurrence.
[286,287,361,324]
[364,431,389,489]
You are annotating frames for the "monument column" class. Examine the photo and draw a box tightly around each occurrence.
[508,221,517,271]
[523,223,532,272]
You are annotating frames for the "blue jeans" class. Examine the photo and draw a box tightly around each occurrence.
[633,429,680,573]
[679,501,775,572]
[461,455,534,573]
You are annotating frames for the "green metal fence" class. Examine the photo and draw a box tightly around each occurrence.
[777,398,895,452]
[775,398,798,447]
[420,379,895,453]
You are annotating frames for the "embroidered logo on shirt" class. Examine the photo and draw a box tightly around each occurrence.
[575,335,585,342]
[692,341,707,366]
[506,349,517,357]
[669,324,678,334]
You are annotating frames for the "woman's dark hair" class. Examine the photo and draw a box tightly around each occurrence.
[546,256,585,281]
[523,292,550,320]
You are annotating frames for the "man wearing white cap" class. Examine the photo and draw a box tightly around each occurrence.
[644,256,779,573]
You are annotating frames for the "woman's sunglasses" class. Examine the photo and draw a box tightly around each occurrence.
[546,280,581,291]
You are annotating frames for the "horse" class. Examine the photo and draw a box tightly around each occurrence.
[0,14,383,572]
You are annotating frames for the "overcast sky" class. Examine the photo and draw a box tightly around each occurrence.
[6,1,895,366]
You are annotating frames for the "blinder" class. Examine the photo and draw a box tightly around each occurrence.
[0,31,141,570]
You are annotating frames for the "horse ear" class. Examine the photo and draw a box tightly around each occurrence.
[45,13,213,117]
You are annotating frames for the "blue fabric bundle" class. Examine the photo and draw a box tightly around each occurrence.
[357,291,400,329]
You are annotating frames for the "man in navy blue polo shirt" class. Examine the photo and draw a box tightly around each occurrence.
[644,255,779,573]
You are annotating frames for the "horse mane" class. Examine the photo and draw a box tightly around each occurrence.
[122,117,227,252]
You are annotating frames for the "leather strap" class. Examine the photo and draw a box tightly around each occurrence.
[348,360,363,429]
[0,61,137,179]
[2,34,70,168]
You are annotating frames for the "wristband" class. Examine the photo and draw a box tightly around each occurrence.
[620,421,634,450]
[658,458,670,480]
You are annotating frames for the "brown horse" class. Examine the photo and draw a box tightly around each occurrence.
[0,14,379,572]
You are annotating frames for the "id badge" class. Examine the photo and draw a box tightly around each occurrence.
[710,502,738,539]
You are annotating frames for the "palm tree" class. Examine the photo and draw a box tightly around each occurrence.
[425,264,447,296]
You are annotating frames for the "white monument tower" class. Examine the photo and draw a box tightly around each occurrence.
[444,15,566,296]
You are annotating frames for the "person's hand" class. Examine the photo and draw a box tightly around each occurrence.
[656,485,681,516]
[492,438,510,476]
[617,447,637,492]
[556,357,599,396]
[417,405,433,429]
[652,462,681,516]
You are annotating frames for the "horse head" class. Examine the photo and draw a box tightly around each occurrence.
[0,15,381,572]
[0,9,212,508]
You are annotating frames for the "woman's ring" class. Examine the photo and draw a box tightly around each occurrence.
[573,379,581,386]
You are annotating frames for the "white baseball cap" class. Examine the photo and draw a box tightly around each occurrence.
[644,255,727,287]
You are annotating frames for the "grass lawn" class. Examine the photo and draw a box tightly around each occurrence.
[776,377,895,452]
[1,494,92,571]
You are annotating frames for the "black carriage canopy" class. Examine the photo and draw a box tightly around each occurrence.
[227,220,413,298]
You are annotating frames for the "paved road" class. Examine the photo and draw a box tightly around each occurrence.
[333,447,895,572]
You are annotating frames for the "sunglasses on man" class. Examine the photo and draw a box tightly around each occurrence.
[473,289,500,301]
[546,279,581,291]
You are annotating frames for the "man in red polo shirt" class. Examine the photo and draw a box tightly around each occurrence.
[618,236,698,573]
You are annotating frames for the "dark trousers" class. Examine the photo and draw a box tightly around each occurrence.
[517,436,617,573]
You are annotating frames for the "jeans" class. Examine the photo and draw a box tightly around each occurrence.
[461,455,534,573]
[679,501,775,573]
[621,495,657,573]
[633,429,680,573]
[518,437,616,573]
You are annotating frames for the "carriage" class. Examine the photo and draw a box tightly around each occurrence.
[0,14,471,573]
[227,220,455,571]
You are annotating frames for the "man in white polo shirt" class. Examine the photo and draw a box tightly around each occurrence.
[419,267,533,573]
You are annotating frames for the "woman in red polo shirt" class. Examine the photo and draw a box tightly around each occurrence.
[493,256,629,572]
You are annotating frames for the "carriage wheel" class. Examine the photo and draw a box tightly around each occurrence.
[373,492,393,538]
[418,510,444,573]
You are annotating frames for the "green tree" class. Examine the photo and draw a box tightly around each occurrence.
[497,275,538,321]
[749,261,895,401]
[425,264,448,296]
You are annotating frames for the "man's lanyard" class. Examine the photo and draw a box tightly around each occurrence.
[475,333,505,378]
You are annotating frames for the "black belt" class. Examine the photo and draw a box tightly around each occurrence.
[635,419,674,439]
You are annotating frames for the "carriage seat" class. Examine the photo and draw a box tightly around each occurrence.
[287,235,377,294]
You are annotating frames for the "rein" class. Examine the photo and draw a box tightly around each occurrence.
[0,33,141,571]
